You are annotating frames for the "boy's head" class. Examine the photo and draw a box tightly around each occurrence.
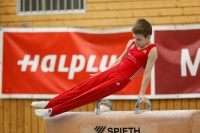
[132,19,152,48]
[132,19,152,38]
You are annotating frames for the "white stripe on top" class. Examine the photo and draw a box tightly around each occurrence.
[129,67,144,80]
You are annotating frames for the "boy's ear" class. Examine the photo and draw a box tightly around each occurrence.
[146,35,151,39]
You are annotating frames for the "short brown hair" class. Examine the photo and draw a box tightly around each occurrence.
[132,19,152,38]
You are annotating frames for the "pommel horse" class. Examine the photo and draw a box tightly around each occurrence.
[44,99,200,133]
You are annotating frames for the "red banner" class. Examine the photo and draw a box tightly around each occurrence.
[2,29,150,96]
[155,29,200,94]
[1,26,200,99]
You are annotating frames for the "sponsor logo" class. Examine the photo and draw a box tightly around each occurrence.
[116,82,120,86]
[128,52,137,63]
[94,126,106,133]
[94,126,140,133]
[17,54,117,79]
[142,50,147,54]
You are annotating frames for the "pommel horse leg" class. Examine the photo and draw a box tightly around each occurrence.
[44,99,200,133]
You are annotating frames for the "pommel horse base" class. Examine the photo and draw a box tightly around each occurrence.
[44,100,200,133]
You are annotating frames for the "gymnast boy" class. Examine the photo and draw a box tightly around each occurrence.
[32,19,158,117]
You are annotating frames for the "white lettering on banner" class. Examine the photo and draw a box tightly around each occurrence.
[41,55,56,72]
[58,55,69,72]
[17,55,39,72]
[68,55,85,79]
[86,55,98,72]
[100,55,117,71]
[181,48,200,76]
[17,54,117,79]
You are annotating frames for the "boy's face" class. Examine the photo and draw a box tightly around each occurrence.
[133,33,150,48]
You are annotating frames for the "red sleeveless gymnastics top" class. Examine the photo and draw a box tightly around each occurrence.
[117,41,156,80]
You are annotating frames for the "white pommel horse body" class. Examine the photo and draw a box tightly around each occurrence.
[44,99,200,133]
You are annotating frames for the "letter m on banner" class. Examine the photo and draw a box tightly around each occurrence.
[154,28,200,94]
[181,48,200,76]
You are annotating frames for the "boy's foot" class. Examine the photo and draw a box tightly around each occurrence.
[35,108,52,117]
[31,101,49,108]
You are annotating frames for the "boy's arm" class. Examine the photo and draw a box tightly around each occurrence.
[138,47,158,102]
[90,39,133,77]
[107,39,133,69]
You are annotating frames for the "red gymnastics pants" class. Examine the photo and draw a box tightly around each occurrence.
[45,66,130,116]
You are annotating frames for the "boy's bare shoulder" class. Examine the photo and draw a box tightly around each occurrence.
[126,39,134,48]
[128,39,134,44]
